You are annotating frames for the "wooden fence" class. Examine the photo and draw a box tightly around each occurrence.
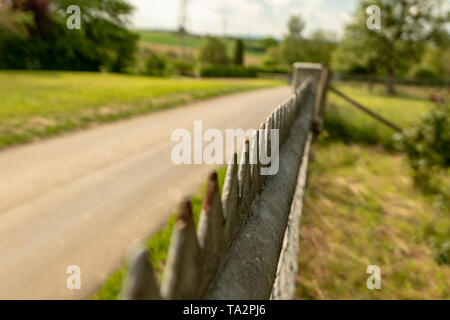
[119,63,331,300]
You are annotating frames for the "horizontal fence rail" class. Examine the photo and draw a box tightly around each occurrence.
[329,85,402,132]
[119,63,329,300]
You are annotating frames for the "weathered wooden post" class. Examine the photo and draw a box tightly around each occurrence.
[292,62,331,136]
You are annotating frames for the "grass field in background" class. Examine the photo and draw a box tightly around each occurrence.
[140,31,205,49]
[296,142,450,299]
[93,167,227,300]
[139,31,264,65]
[0,71,283,149]
[325,82,443,148]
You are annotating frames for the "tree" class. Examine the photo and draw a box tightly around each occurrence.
[281,15,306,64]
[233,39,244,65]
[332,0,449,94]
[146,51,168,77]
[0,0,138,72]
[301,29,337,65]
[261,37,279,51]
[199,37,229,65]
[262,46,282,67]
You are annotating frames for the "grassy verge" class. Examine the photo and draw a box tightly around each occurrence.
[0,71,283,149]
[297,82,449,299]
[92,167,227,300]
[324,82,444,148]
[296,142,450,299]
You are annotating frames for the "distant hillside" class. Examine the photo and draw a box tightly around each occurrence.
[138,30,269,65]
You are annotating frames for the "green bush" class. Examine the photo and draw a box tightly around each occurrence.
[199,64,258,78]
[172,60,195,76]
[394,100,450,192]
[408,65,440,80]
[199,37,229,65]
[0,1,138,72]
[146,52,169,77]
[394,99,449,266]
[233,39,244,66]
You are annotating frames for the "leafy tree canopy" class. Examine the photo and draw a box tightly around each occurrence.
[332,0,449,93]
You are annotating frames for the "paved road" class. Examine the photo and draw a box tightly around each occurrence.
[0,86,291,299]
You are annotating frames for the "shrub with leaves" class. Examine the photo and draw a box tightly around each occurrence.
[395,94,449,265]
[146,52,169,77]
[395,96,449,194]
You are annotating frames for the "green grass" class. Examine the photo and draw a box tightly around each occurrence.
[92,167,228,300]
[296,142,450,299]
[324,82,444,148]
[0,71,282,149]
[140,31,205,49]
[297,83,449,299]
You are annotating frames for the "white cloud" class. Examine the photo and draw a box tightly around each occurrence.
[128,0,358,38]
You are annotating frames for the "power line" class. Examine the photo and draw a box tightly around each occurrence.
[178,0,188,33]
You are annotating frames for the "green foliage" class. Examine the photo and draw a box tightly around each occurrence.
[199,37,229,65]
[423,223,450,266]
[406,45,448,81]
[260,37,279,51]
[281,15,305,64]
[394,100,450,195]
[421,46,444,76]
[233,39,244,65]
[172,60,195,76]
[301,30,337,65]
[262,46,282,68]
[146,52,169,77]
[280,16,336,66]
[332,0,449,93]
[408,64,440,80]
[0,0,138,72]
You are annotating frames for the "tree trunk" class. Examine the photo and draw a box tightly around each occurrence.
[386,67,396,95]
[368,75,374,93]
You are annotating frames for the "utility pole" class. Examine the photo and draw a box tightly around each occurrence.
[222,14,228,38]
[178,0,188,59]
[178,0,187,34]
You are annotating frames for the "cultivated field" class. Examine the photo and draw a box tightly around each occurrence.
[139,31,264,65]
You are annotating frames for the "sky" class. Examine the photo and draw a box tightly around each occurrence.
[128,0,359,39]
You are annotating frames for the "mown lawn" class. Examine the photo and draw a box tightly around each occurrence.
[0,71,282,149]
[297,82,449,299]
